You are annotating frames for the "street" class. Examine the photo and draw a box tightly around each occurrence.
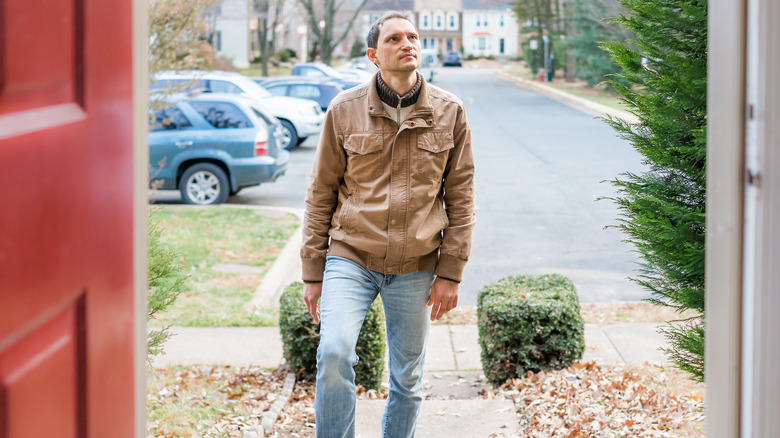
[152,67,648,304]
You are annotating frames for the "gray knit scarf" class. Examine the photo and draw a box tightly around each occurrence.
[376,72,423,108]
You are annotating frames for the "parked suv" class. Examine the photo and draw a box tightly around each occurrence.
[148,93,290,205]
[151,71,324,149]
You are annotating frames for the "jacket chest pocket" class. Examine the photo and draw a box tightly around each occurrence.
[416,131,454,181]
[343,133,384,182]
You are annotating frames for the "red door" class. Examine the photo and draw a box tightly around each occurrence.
[0,0,137,437]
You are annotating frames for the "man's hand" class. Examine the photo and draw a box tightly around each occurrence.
[428,277,459,321]
[303,282,323,324]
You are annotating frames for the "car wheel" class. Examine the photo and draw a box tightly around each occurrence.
[180,163,229,205]
[278,120,299,151]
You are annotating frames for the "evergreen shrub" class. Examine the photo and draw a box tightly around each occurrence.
[147,208,186,362]
[477,274,585,384]
[279,282,386,390]
[601,0,707,381]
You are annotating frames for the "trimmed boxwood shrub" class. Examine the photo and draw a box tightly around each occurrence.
[279,282,386,390]
[477,274,585,384]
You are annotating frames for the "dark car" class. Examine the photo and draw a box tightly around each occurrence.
[443,51,463,67]
[149,93,289,205]
[255,77,344,112]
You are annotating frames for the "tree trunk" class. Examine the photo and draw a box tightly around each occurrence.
[259,19,269,76]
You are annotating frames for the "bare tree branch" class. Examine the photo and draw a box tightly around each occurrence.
[333,0,369,50]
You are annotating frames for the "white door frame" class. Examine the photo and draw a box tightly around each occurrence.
[707,0,780,436]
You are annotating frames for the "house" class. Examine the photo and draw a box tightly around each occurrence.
[415,0,463,55]
[462,0,519,58]
[205,0,251,68]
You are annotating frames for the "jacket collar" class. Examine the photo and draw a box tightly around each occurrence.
[368,72,434,124]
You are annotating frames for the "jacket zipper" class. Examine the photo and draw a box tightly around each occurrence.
[384,98,404,272]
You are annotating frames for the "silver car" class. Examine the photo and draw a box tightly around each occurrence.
[152,71,325,149]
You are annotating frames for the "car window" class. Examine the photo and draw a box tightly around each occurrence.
[265,85,288,97]
[209,80,244,94]
[190,101,253,129]
[301,67,327,78]
[289,85,322,100]
[150,78,204,93]
[150,106,193,131]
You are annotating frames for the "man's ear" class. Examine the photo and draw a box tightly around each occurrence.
[366,48,378,66]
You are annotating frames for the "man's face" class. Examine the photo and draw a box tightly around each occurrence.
[367,18,421,74]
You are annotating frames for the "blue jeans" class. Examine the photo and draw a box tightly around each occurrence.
[315,256,435,438]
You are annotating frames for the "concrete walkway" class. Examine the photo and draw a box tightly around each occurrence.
[152,323,669,370]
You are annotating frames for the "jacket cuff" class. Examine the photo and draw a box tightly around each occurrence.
[434,253,467,283]
[302,257,327,282]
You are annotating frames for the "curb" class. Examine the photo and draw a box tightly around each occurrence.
[246,207,304,309]
[494,70,641,125]
[243,371,297,437]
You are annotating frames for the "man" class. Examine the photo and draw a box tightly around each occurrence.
[301,11,475,438]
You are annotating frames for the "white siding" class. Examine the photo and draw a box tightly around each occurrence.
[433,10,445,30]
[462,10,518,58]
[446,11,458,30]
[214,0,250,68]
[419,11,431,30]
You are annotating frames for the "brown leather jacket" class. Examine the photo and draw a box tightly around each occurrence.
[301,74,475,282]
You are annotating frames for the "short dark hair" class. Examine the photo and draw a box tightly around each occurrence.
[366,11,415,49]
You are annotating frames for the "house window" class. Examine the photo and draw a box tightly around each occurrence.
[449,15,455,29]
[423,39,428,49]
[500,38,505,53]
[483,16,488,26]
[436,15,442,28]
[500,15,505,27]
[476,15,480,27]
[423,15,429,28]
[478,37,486,50]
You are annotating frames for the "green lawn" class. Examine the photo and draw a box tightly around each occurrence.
[238,64,292,78]
[150,206,299,327]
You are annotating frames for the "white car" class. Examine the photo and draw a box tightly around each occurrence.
[151,71,325,149]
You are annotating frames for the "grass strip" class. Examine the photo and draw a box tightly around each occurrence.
[152,206,299,327]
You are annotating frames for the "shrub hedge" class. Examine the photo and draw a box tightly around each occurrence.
[279,282,386,390]
[477,274,585,384]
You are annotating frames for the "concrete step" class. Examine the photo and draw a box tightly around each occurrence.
[355,399,519,438]
[422,371,490,400]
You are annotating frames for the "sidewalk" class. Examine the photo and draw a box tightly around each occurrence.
[493,69,642,125]
[153,322,670,437]
[152,323,670,370]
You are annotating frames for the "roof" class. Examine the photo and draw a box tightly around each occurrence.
[363,0,415,11]
[415,0,463,10]
[463,0,513,11]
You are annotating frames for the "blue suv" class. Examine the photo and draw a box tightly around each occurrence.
[149,93,290,205]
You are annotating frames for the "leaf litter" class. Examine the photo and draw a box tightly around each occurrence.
[148,362,703,437]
